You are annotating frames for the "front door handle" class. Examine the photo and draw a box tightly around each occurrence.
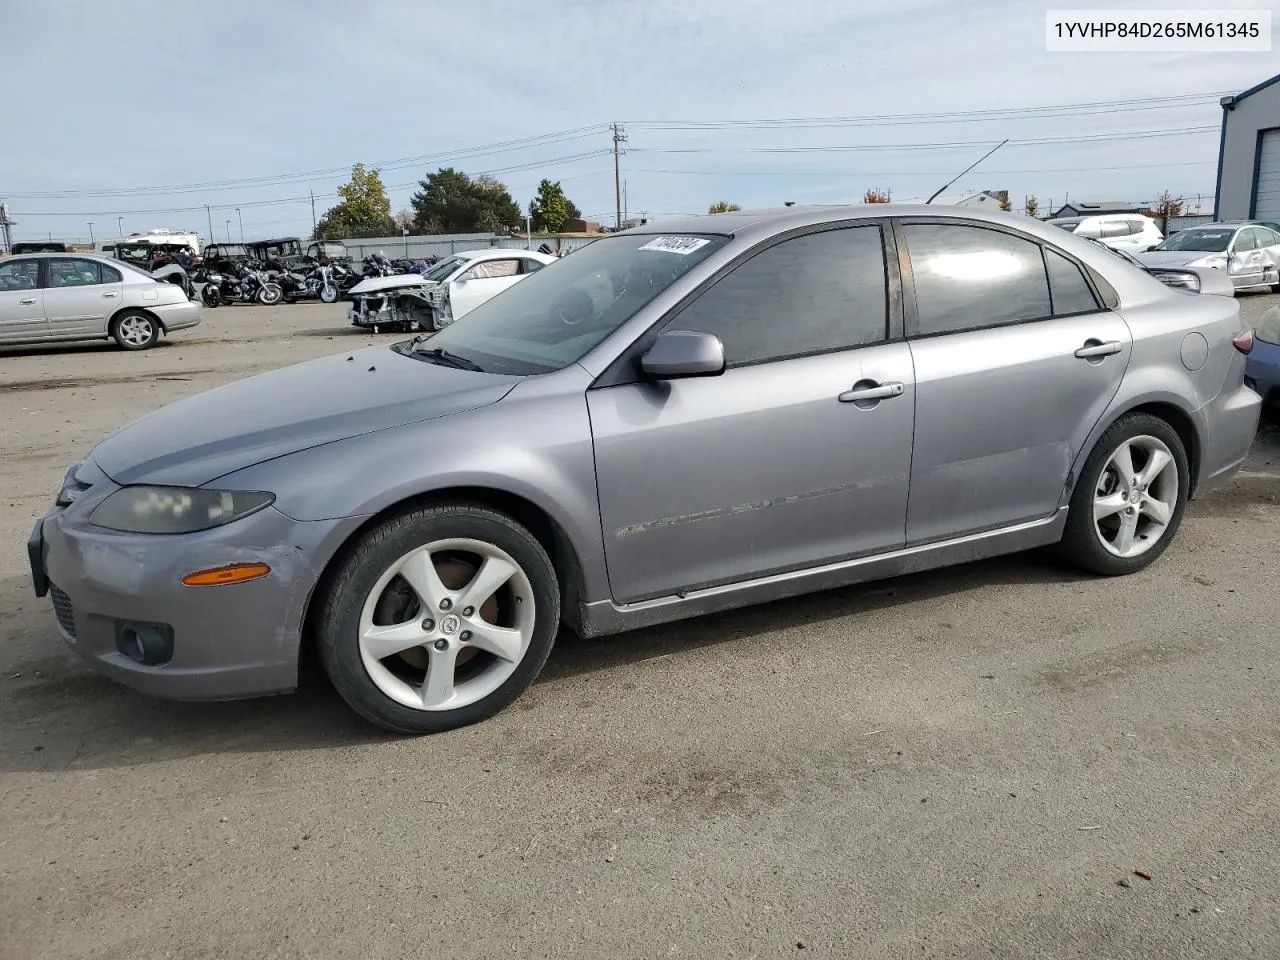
[838,380,905,404]
[1074,339,1122,360]
[19,297,38,305]
[102,292,117,298]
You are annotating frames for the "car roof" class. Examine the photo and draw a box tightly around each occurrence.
[453,248,555,262]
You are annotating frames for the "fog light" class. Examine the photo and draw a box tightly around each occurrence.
[115,621,174,666]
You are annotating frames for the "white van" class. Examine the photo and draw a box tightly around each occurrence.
[1046,214,1164,253]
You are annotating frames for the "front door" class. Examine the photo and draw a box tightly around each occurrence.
[42,258,124,338]
[0,258,48,343]
[450,257,524,320]
[899,220,1130,544]
[588,223,916,604]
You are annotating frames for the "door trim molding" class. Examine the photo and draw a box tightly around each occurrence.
[577,506,1068,638]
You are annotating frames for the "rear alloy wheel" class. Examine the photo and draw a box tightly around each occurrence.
[1058,413,1189,575]
[317,505,559,733]
[110,311,160,350]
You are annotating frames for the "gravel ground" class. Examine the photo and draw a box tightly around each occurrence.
[1,294,1279,960]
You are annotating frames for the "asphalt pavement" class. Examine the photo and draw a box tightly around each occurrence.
[1,295,1278,960]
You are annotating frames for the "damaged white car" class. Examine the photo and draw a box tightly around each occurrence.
[347,249,557,333]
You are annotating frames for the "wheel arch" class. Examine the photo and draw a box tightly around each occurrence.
[109,305,167,333]
[1068,396,1203,501]
[298,485,591,682]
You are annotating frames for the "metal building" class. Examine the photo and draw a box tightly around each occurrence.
[1214,72,1280,222]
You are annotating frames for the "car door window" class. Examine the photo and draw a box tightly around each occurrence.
[100,263,122,283]
[1044,248,1101,316]
[1127,220,1147,236]
[903,223,1051,335]
[522,258,546,273]
[1254,227,1279,247]
[0,259,40,291]
[669,224,888,366]
[1233,229,1258,252]
[47,258,104,287]
[1099,221,1131,239]
[465,259,521,280]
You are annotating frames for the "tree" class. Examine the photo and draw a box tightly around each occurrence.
[392,209,414,232]
[863,188,891,203]
[708,200,742,214]
[314,164,395,239]
[530,179,573,232]
[410,168,522,234]
[1024,195,1041,218]
[999,196,1012,212]
[1146,190,1184,218]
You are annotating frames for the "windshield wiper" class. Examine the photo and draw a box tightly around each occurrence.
[414,345,485,372]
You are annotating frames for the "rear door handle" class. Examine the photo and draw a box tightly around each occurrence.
[1074,339,1123,360]
[103,292,117,298]
[838,380,904,404]
[19,297,38,305]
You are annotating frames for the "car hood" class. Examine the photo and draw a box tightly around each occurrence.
[1136,250,1219,268]
[349,275,438,296]
[90,345,520,487]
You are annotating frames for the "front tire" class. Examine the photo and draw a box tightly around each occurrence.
[110,311,160,350]
[257,283,283,305]
[316,504,560,734]
[320,284,339,304]
[1057,413,1189,576]
[200,284,220,307]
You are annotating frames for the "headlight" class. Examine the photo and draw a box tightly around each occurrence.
[89,486,274,534]
[1150,270,1200,292]
[1188,253,1228,270]
[1256,307,1280,346]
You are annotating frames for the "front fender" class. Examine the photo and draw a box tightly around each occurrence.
[214,385,611,601]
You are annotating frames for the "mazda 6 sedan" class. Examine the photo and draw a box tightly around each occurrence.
[28,205,1261,733]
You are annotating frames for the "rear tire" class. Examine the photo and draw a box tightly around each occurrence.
[317,504,560,734]
[1057,413,1189,576]
[110,310,160,350]
[257,283,283,305]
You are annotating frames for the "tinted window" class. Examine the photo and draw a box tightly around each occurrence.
[1045,249,1099,315]
[48,258,103,287]
[523,258,546,273]
[672,226,887,365]
[1099,221,1131,239]
[904,224,1051,335]
[0,259,40,290]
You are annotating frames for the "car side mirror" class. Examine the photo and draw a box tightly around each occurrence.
[640,330,726,379]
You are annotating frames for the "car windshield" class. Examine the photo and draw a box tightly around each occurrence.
[1154,228,1233,252]
[423,256,465,282]
[413,233,728,375]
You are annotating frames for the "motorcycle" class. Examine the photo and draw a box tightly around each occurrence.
[279,264,340,304]
[197,263,283,307]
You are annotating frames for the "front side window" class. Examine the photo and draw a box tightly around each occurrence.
[669,225,888,366]
[0,259,40,291]
[1233,229,1258,252]
[903,223,1051,335]
[47,258,103,287]
[465,259,521,280]
[415,233,727,375]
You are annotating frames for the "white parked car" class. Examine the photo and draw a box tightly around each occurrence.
[1046,214,1164,254]
[1136,222,1280,294]
[347,249,557,333]
[0,253,201,350]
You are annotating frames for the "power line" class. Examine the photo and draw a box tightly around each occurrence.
[625,159,1217,177]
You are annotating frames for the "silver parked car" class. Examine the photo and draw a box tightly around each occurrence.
[0,252,201,349]
[1137,222,1280,294]
[28,206,1260,733]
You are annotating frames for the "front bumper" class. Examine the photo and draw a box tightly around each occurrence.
[30,479,358,701]
[151,299,202,332]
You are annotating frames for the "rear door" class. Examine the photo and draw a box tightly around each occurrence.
[898,219,1131,544]
[0,258,48,342]
[42,258,124,338]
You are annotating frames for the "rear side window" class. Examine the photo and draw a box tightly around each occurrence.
[903,223,1051,335]
[1127,220,1148,236]
[1045,249,1100,315]
[1099,221,1131,239]
[100,263,122,283]
[672,225,888,365]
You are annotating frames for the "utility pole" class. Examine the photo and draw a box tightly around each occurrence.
[611,123,628,231]
[225,220,231,242]
[623,179,628,226]
[204,204,213,246]
[236,207,244,242]
[310,191,317,237]
[87,221,95,245]
[117,216,123,239]
[0,202,14,254]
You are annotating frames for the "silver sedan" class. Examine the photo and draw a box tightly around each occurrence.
[29,205,1261,733]
[1137,222,1280,293]
[0,252,201,349]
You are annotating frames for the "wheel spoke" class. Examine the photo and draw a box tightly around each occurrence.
[1138,448,1172,487]
[420,645,458,709]
[1114,510,1139,554]
[1141,495,1173,526]
[458,556,517,612]
[1110,443,1136,489]
[397,550,450,612]
[1093,491,1128,521]
[465,620,525,663]
[362,621,428,660]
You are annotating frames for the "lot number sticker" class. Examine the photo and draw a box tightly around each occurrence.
[638,236,711,255]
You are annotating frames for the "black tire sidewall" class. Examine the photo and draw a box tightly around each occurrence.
[317,505,560,734]
[1060,413,1190,576]
[110,311,160,350]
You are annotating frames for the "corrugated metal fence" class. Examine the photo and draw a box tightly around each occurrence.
[1161,214,1215,234]
[340,233,599,263]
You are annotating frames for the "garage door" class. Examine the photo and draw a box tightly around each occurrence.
[1256,129,1280,222]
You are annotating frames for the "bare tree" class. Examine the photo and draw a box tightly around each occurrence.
[1145,190,1185,218]
[863,188,891,204]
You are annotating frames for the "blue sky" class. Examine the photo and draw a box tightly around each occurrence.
[1,0,1275,244]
